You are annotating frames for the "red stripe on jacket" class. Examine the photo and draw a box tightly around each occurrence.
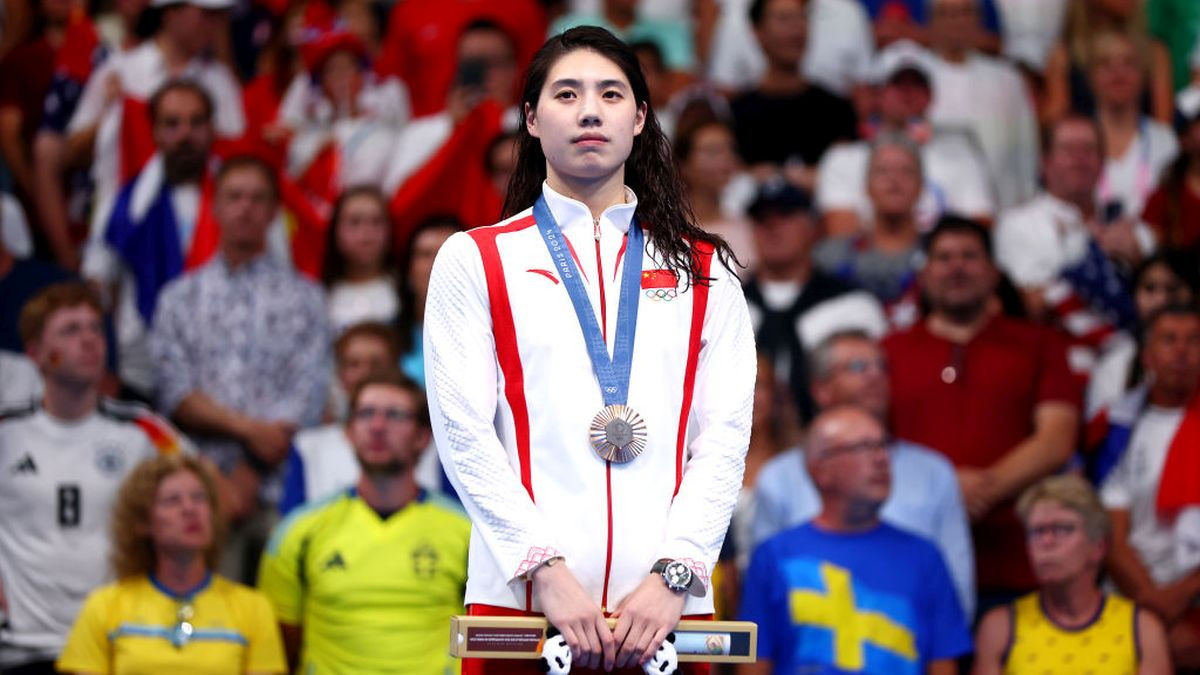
[675,243,715,497]
[469,217,538,500]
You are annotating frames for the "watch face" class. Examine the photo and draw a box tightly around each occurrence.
[664,561,692,590]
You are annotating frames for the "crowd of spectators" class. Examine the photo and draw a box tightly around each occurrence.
[0,0,1199,672]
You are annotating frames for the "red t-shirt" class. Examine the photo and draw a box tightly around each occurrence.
[884,315,1082,591]
[1142,179,1200,251]
[376,0,547,118]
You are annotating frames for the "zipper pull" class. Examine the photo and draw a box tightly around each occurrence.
[593,217,601,241]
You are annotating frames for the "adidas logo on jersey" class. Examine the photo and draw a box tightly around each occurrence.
[10,454,36,474]
[323,551,346,571]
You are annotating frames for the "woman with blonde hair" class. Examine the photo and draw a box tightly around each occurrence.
[56,454,285,674]
[1088,29,1180,220]
[1043,0,1173,123]
[973,474,1170,674]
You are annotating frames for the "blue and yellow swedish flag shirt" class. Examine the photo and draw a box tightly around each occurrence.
[738,521,972,674]
[56,573,286,674]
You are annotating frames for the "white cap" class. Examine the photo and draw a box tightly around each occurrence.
[151,0,236,8]
[871,40,934,86]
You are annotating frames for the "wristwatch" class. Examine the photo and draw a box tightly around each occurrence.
[651,559,705,597]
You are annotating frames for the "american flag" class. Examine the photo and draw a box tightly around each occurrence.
[1046,239,1136,377]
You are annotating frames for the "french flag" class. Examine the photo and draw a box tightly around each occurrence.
[120,98,156,185]
[1087,385,1200,520]
[104,154,220,322]
[1156,394,1200,515]
[1085,385,1145,485]
[1158,394,1200,571]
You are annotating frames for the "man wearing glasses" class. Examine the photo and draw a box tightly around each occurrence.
[257,370,470,675]
[738,406,972,675]
[752,329,974,618]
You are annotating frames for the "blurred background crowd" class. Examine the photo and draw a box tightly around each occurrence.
[1,0,1200,672]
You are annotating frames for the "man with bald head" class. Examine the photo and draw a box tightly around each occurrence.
[752,330,974,617]
[738,406,971,675]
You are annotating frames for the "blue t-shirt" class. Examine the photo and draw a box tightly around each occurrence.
[739,521,972,674]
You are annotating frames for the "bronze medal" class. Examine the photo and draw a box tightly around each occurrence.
[589,404,648,463]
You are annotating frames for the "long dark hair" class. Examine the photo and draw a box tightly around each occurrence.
[321,186,398,288]
[502,26,736,285]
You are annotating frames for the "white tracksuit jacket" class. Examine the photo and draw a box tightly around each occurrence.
[425,183,755,616]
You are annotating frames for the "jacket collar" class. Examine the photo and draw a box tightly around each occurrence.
[541,181,638,236]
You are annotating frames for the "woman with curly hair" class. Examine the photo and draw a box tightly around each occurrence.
[426,25,754,674]
[56,454,285,674]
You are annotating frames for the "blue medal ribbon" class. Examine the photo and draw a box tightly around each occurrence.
[533,195,644,407]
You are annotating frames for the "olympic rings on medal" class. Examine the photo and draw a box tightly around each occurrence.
[643,288,677,302]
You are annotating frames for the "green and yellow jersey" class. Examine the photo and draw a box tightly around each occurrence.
[258,488,470,674]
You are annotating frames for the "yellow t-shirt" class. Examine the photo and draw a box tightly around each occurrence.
[56,574,286,675]
[1004,591,1139,675]
[258,488,470,674]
